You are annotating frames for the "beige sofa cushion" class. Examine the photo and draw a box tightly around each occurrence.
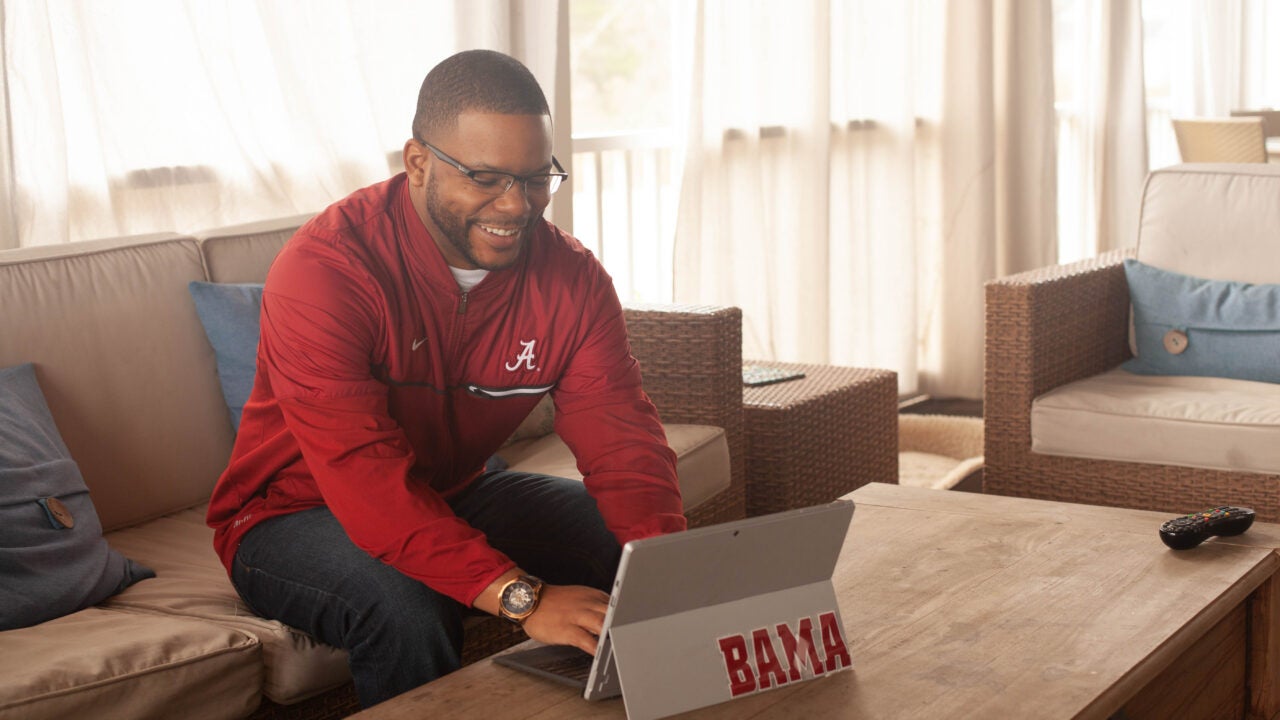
[196,215,310,284]
[0,607,260,720]
[1136,164,1280,284]
[0,236,234,531]
[103,507,350,705]
[1031,367,1280,475]
[499,424,731,512]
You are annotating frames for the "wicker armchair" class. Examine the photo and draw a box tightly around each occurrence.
[984,165,1280,521]
[624,303,746,527]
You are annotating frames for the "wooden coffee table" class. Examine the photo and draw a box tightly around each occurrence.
[352,484,1280,719]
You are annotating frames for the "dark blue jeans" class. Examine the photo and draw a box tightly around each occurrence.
[230,471,622,708]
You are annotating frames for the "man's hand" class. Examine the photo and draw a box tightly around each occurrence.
[474,569,611,655]
[520,584,610,655]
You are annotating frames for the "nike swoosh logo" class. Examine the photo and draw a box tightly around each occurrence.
[412,337,427,351]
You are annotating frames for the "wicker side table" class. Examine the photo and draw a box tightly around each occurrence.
[743,362,898,516]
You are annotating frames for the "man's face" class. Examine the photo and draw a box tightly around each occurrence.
[407,112,555,271]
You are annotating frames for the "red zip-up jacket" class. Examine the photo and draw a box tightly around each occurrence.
[206,174,685,605]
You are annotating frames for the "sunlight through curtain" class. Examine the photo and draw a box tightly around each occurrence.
[0,0,564,250]
[672,0,1057,399]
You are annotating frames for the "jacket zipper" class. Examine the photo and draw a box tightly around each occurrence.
[447,290,469,374]
[442,288,470,475]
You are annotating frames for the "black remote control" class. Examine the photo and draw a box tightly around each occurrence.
[1159,506,1256,550]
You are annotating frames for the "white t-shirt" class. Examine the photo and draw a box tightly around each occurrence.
[449,266,489,292]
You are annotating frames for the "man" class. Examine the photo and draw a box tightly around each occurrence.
[206,49,686,707]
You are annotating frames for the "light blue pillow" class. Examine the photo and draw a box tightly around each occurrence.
[189,282,264,431]
[0,363,155,630]
[1123,259,1280,384]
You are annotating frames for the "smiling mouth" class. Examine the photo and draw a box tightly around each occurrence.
[478,224,520,237]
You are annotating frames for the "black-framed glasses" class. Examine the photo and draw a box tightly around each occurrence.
[416,138,568,197]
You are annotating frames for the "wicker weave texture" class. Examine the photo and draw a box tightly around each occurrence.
[625,304,746,526]
[742,363,898,516]
[1172,117,1268,163]
[983,249,1280,521]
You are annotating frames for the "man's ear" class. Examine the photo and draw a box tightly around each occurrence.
[403,139,428,185]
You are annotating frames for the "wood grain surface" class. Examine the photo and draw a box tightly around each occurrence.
[352,484,1280,720]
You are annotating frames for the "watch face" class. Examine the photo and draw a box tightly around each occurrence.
[501,580,537,616]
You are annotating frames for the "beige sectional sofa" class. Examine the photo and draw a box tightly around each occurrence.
[0,216,744,719]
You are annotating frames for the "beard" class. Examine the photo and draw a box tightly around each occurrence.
[424,175,536,271]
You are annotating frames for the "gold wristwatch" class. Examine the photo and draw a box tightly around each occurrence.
[497,574,544,625]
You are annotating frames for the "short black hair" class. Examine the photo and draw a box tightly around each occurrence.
[412,50,551,142]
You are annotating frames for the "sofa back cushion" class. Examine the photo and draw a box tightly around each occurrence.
[0,236,236,531]
[197,215,311,283]
[1136,163,1280,284]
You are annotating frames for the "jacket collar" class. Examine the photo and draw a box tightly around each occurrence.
[392,174,540,299]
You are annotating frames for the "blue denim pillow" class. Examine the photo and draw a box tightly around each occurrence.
[1122,259,1280,384]
[0,363,155,630]
[189,281,264,431]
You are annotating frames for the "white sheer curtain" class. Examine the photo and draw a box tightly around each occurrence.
[1139,0,1280,172]
[1169,0,1244,116]
[1093,0,1148,253]
[672,1,839,365]
[1240,0,1280,105]
[1055,0,1147,260]
[0,0,565,250]
[0,2,15,249]
[928,0,1059,396]
[672,0,1057,399]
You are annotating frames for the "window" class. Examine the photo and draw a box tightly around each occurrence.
[1052,0,1280,263]
[568,0,682,302]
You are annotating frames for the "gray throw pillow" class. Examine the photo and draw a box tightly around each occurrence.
[0,363,155,630]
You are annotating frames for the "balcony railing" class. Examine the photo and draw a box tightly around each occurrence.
[575,110,1177,299]
[570,130,681,303]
